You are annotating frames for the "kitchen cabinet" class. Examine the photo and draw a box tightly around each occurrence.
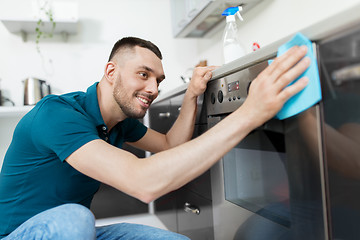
[177,188,214,239]
[91,141,149,219]
[170,0,264,38]
[91,119,149,219]
[148,99,173,134]
[149,89,214,239]
[149,97,178,232]
[171,0,212,37]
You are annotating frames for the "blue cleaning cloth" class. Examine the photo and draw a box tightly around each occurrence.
[271,32,322,120]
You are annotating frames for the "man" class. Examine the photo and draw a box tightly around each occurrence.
[0,37,310,239]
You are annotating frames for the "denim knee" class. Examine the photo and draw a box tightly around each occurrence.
[53,203,96,239]
[96,223,190,240]
[4,203,96,240]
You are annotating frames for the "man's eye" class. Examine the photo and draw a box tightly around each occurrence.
[139,72,148,78]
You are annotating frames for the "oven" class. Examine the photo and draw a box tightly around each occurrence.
[318,25,360,240]
[205,49,328,239]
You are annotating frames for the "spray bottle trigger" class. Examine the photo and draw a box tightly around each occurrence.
[236,12,243,21]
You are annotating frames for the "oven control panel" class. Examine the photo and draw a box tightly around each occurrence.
[205,61,268,116]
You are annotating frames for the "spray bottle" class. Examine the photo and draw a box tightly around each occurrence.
[222,6,246,64]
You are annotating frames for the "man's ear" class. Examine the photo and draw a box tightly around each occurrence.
[104,61,116,84]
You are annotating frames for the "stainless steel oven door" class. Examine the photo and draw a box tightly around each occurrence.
[208,105,328,240]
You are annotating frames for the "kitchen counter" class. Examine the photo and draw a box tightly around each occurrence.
[154,83,189,103]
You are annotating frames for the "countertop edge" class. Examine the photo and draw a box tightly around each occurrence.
[153,83,189,103]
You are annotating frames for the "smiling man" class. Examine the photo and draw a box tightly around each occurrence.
[0,37,310,239]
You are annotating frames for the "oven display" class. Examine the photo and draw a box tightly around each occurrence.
[228,81,239,92]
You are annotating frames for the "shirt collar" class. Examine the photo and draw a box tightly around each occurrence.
[85,82,106,127]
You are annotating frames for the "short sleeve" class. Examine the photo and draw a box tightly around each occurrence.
[31,98,100,162]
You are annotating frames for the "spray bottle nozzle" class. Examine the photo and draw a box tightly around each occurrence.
[222,6,243,21]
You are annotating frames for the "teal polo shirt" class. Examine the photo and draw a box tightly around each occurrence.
[0,82,147,237]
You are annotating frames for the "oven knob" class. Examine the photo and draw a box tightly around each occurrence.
[218,90,223,103]
[210,92,216,104]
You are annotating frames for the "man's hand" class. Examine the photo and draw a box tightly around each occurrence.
[187,66,218,98]
[240,45,310,128]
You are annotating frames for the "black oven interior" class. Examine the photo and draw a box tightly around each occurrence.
[222,120,291,228]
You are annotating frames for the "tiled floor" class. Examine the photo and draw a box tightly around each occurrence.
[95,213,167,230]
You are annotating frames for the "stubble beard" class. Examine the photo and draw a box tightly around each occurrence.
[113,79,147,119]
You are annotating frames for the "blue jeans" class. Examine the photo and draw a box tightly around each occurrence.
[2,204,189,240]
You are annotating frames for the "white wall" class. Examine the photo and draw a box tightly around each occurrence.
[0,0,205,168]
[1,0,360,167]
[197,0,360,67]
[0,0,205,106]
[1,0,360,105]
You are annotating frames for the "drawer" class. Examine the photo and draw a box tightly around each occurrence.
[176,188,214,240]
[183,169,212,201]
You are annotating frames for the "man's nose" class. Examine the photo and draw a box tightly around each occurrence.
[145,78,159,96]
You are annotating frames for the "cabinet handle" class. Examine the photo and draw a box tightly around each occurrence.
[188,8,198,18]
[184,202,200,215]
[158,112,171,118]
[178,19,187,28]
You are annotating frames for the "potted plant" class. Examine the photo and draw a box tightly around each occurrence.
[34,0,56,54]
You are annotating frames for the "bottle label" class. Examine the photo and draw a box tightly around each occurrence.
[224,44,245,63]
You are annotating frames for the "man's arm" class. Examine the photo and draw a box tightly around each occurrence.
[66,45,310,203]
[128,66,216,153]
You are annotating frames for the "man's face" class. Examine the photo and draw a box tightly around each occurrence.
[112,46,165,119]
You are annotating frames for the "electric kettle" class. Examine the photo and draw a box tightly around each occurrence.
[23,77,51,105]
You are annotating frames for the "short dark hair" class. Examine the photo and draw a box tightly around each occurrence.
[108,37,162,61]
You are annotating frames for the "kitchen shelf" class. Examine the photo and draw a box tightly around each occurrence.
[0,17,78,42]
[0,106,33,118]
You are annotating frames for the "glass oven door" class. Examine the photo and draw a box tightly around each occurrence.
[319,26,360,240]
[209,105,328,240]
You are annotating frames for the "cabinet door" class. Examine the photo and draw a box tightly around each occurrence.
[91,120,148,219]
[154,190,179,232]
[170,0,189,36]
[183,168,212,201]
[170,93,184,121]
[170,0,212,37]
[177,188,214,240]
[149,100,172,134]
[150,99,177,231]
